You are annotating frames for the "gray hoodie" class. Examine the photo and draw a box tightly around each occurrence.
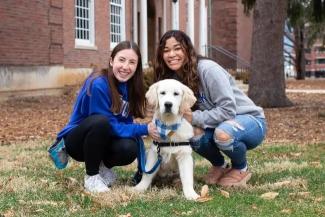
[192,59,265,129]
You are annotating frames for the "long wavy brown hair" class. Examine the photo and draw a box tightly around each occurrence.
[88,41,145,118]
[154,30,200,96]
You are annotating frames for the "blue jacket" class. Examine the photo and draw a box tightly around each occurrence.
[57,75,148,139]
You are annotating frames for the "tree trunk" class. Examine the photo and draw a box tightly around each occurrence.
[248,0,292,107]
[294,25,306,80]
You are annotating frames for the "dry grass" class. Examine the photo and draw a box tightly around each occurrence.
[92,186,179,208]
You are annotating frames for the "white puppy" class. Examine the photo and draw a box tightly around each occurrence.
[134,79,199,200]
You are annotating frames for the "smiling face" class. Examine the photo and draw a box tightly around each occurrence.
[110,49,139,82]
[162,37,186,73]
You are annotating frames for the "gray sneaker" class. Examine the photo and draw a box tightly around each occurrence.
[99,162,117,186]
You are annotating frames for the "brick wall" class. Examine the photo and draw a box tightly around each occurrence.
[237,0,253,65]
[0,0,63,66]
[210,0,238,69]
[63,0,110,69]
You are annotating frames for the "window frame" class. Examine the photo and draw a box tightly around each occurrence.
[75,0,96,49]
[110,0,126,49]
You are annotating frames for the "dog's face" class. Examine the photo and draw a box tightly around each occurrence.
[146,79,196,117]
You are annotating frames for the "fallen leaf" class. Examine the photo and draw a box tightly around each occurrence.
[281,209,292,214]
[310,161,321,167]
[2,209,15,217]
[290,152,301,157]
[200,185,209,197]
[40,178,49,184]
[315,197,323,202]
[260,192,279,200]
[289,192,310,198]
[67,177,78,184]
[274,180,291,187]
[118,213,132,217]
[196,196,213,203]
[181,211,193,215]
[120,193,130,201]
[220,190,230,198]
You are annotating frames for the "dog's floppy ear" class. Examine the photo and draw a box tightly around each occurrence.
[180,84,197,113]
[145,82,159,109]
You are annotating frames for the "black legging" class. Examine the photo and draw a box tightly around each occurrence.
[64,115,138,176]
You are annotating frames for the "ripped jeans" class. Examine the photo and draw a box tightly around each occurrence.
[190,115,267,170]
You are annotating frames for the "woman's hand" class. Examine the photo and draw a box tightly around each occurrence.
[193,127,204,137]
[183,109,193,124]
[147,122,160,141]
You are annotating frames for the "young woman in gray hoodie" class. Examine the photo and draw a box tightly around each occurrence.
[153,30,267,187]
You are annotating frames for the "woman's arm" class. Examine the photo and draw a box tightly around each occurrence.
[192,65,236,129]
[89,78,148,137]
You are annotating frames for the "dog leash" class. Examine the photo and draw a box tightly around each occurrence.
[136,137,162,174]
[135,119,189,175]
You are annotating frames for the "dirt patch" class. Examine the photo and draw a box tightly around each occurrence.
[0,80,324,145]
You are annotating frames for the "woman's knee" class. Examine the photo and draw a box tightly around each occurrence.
[88,115,111,135]
[104,139,137,167]
[214,128,234,151]
[190,131,211,152]
[116,139,138,159]
[123,140,137,155]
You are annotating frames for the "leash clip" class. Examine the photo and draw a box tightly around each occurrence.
[157,145,161,154]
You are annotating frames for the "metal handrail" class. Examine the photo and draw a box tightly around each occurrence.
[204,44,252,82]
[205,45,251,68]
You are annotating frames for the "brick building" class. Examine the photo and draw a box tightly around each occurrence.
[0,0,252,97]
[305,40,325,78]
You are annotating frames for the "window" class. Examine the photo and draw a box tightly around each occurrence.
[75,0,95,48]
[316,58,325,64]
[316,46,325,53]
[110,0,125,49]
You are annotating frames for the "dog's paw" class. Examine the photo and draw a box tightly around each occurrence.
[184,192,200,201]
[133,184,147,192]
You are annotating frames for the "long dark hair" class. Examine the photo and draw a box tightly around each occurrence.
[154,30,200,96]
[88,41,145,118]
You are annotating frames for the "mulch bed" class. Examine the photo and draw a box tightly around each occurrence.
[1,79,324,145]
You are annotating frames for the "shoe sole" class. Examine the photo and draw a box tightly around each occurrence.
[84,187,110,194]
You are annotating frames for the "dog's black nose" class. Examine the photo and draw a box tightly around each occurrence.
[164,102,172,111]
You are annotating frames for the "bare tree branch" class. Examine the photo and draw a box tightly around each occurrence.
[284,49,296,62]
[284,31,295,43]
[284,42,294,48]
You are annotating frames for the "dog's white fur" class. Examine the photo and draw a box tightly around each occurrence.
[134,79,199,200]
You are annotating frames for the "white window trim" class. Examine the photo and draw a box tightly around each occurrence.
[110,0,126,50]
[75,0,96,49]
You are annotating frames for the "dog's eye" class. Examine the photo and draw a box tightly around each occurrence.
[174,92,179,96]
[160,91,166,95]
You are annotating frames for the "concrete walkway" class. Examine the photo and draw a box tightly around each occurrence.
[285,89,325,94]
[235,81,325,94]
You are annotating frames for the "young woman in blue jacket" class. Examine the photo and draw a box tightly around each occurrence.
[54,41,159,193]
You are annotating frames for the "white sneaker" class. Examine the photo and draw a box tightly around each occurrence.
[84,174,110,193]
[99,162,117,186]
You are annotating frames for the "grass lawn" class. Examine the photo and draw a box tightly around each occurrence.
[0,139,324,217]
